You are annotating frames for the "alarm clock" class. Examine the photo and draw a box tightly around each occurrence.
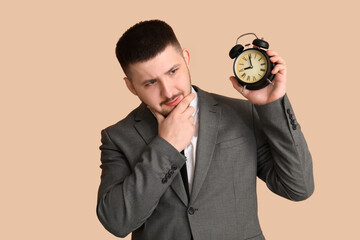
[229,33,275,90]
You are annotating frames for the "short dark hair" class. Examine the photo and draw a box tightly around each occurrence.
[115,20,182,76]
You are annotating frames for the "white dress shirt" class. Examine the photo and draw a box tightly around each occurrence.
[183,87,199,195]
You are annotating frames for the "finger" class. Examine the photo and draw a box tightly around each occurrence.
[183,105,195,117]
[148,106,164,123]
[173,93,195,113]
[188,115,195,123]
[266,50,278,57]
[271,63,287,75]
[270,55,286,65]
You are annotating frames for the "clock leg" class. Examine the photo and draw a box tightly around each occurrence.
[241,85,247,94]
[267,79,274,86]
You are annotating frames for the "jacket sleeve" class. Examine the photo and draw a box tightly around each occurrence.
[254,94,314,201]
[96,130,186,237]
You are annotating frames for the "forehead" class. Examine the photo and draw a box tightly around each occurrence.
[127,45,183,82]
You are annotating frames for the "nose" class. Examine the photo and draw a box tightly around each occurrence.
[160,80,173,99]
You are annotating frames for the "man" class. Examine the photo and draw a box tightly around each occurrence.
[97,20,314,240]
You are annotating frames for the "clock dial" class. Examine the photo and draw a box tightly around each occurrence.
[234,49,268,83]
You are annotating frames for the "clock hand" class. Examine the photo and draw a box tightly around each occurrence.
[244,66,252,70]
[249,54,253,68]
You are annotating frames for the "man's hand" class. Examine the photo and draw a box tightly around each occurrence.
[229,50,287,105]
[149,93,195,152]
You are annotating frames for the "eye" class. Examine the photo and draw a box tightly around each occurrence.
[144,80,156,87]
[169,68,178,75]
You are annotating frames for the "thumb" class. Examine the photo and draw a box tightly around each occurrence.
[148,106,164,124]
[229,76,245,96]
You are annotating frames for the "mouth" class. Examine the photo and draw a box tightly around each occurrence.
[163,95,181,106]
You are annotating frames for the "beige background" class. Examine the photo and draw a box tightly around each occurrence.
[1,0,359,239]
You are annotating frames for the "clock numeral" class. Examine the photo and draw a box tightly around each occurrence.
[247,76,250,81]
[258,57,262,61]
[258,73,262,77]
[243,57,247,61]
[239,63,244,65]
[260,69,265,72]
[261,63,265,66]
[239,68,244,72]
[253,76,256,81]
[254,54,257,59]
[241,73,246,78]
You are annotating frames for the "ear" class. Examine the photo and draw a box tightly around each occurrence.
[182,49,190,67]
[124,77,137,96]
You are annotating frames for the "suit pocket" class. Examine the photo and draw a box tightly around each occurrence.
[217,136,247,149]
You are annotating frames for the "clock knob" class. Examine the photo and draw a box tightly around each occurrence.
[229,44,244,59]
[252,38,269,49]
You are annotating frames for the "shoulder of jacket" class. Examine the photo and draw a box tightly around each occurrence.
[102,104,141,133]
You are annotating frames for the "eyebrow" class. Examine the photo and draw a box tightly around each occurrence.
[140,63,181,86]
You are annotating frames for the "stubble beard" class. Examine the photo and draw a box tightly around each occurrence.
[160,71,192,117]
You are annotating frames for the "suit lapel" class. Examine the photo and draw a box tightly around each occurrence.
[133,103,189,206]
[190,87,221,204]
[170,174,189,206]
[133,103,158,145]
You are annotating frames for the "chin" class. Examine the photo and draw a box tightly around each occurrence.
[162,104,180,117]
[161,109,173,117]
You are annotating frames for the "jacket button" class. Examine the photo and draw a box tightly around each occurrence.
[188,207,196,215]
[171,165,178,170]
[287,108,291,114]
[162,177,168,184]
[292,125,297,130]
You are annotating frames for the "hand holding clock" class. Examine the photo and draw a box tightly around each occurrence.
[229,50,286,105]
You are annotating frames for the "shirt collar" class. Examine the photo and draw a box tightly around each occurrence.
[190,86,199,117]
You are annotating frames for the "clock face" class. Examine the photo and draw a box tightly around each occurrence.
[234,49,268,84]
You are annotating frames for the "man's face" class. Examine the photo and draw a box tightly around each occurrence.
[124,45,192,117]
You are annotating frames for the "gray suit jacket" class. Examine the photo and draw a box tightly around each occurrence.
[97,86,314,240]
